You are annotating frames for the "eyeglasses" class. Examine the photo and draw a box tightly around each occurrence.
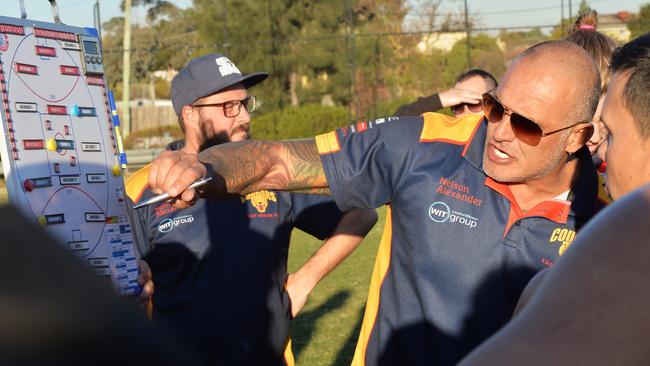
[192,96,257,118]
[481,92,586,146]
[451,102,483,116]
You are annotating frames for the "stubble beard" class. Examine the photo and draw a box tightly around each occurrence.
[483,138,569,184]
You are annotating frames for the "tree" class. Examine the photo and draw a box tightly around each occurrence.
[444,33,506,84]
[120,0,176,23]
[579,0,590,16]
[190,0,408,115]
[628,4,650,39]
[498,28,547,58]
[101,4,198,99]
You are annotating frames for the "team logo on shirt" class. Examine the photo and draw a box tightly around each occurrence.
[549,228,576,255]
[241,190,277,213]
[428,201,478,228]
[158,214,194,233]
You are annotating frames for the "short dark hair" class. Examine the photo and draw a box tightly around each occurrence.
[455,69,498,89]
[610,33,650,139]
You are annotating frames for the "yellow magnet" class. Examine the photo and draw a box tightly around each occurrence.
[46,138,57,151]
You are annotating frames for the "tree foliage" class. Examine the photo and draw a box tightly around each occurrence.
[102,2,198,99]
[100,0,551,124]
[628,4,650,39]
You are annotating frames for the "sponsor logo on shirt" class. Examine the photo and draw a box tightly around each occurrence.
[549,227,576,256]
[242,190,277,214]
[436,176,482,206]
[428,201,478,228]
[158,214,194,233]
[541,257,554,267]
[154,202,178,217]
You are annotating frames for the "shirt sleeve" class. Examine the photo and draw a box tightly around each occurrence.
[393,93,443,116]
[126,196,153,258]
[288,193,344,240]
[316,116,424,211]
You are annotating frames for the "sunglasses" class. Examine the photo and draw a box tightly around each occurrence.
[451,102,483,115]
[481,92,586,146]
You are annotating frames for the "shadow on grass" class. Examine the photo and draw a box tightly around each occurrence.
[291,290,351,359]
[332,306,366,366]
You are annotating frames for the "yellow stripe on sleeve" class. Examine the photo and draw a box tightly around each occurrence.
[315,131,340,155]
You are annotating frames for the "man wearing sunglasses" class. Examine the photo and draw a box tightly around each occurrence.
[146,41,608,365]
[460,33,650,366]
[394,69,497,117]
[125,54,377,365]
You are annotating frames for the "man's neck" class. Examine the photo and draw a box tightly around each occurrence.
[509,157,580,211]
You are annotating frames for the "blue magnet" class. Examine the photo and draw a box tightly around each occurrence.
[70,104,80,117]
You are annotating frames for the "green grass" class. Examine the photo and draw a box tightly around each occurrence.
[288,207,385,365]
[0,176,384,365]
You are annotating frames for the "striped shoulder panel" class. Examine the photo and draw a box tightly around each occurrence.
[420,112,483,144]
[597,173,612,206]
[125,163,152,203]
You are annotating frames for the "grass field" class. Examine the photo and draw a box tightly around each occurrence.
[288,207,384,365]
[0,177,385,365]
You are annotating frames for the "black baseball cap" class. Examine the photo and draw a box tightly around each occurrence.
[171,53,268,115]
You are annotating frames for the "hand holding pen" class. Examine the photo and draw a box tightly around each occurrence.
[142,150,211,209]
[133,177,213,209]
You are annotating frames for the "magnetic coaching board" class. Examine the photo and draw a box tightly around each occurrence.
[0,15,139,295]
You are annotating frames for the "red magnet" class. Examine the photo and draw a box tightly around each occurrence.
[23,179,34,192]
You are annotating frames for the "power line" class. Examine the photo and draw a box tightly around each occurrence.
[102,20,639,55]
[405,0,611,18]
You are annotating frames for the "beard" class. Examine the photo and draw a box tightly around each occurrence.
[482,136,570,183]
[197,123,250,151]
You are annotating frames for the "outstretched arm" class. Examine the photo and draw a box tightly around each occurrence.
[148,139,329,207]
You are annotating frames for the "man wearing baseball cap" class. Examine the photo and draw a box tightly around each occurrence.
[125,54,376,365]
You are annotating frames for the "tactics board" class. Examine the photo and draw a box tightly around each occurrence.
[0,16,139,295]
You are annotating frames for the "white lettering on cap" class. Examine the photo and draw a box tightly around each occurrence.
[215,57,241,76]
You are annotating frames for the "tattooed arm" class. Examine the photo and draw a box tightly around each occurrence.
[147,139,329,207]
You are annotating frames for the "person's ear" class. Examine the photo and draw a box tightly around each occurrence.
[181,105,199,132]
[566,123,594,154]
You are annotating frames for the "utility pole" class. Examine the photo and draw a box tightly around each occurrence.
[556,0,560,37]
[122,0,132,136]
[464,0,471,69]
[222,0,230,51]
[93,0,102,40]
[345,0,358,121]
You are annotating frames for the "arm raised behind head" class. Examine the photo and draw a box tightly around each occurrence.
[148,139,329,208]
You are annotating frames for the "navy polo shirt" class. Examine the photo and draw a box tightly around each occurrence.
[126,160,343,365]
[315,113,609,365]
